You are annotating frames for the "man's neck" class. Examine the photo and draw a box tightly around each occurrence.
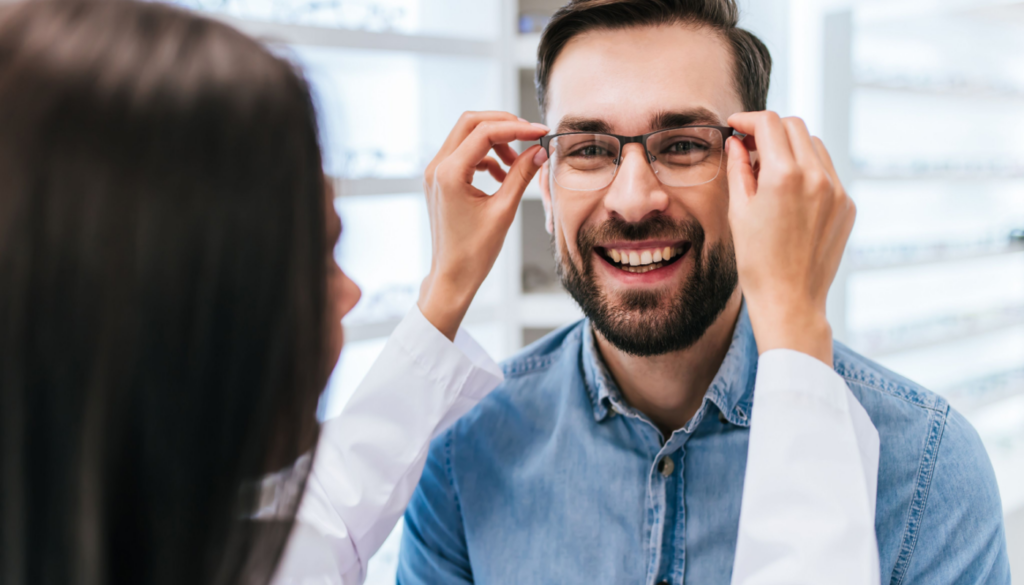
[594,291,743,438]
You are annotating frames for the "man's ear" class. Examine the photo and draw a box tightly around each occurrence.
[540,162,554,235]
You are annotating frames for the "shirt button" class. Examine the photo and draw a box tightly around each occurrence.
[657,456,675,477]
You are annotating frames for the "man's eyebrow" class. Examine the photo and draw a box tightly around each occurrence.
[555,116,613,134]
[555,108,724,136]
[650,108,724,131]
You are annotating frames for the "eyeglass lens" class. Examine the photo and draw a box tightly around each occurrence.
[549,127,727,192]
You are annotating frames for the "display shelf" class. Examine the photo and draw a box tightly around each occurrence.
[963,391,1024,515]
[945,367,1024,414]
[855,79,1024,100]
[848,239,1024,272]
[212,14,499,56]
[874,324,1024,395]
[332,176,423,196]
[850,305,1024,358]
[853,167,1024,182]
[515,33,541,69]
[855,0,1024,25]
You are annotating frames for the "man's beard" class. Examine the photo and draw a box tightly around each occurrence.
[556,215,738,357]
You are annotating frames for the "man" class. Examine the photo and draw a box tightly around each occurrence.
[397,0,1010,583]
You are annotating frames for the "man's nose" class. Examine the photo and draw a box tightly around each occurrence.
[603,143,669,223]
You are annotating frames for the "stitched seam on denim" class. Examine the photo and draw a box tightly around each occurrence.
[673,450,687,582]
[838,372,946,413]
[890,405,948,585]
[442,429,466,541]
[644,462,661,584]
[501,352,558,378]
[502,324,583,379]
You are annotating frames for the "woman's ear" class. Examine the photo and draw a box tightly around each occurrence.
[540,162,554,235]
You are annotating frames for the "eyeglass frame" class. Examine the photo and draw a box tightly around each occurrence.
[538,125,747,191]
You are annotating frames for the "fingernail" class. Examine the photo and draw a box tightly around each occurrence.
[533,147,548,166]
[518,117,529,123]
[531,122,550,132]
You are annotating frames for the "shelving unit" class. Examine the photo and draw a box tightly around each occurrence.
[829,3,1024,531]
[848,239,1024,272]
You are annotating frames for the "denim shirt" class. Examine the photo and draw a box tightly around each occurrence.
[398,308,1010,585]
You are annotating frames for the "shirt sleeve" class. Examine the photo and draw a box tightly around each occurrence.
[731,349,881,585]
[273,305,503,585]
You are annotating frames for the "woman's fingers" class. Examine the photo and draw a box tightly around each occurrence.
[812,137,856,256]
[418,114,549,340]
[493,143,519,167]
[728,111,797,171]
[444,120,549,184]
[726,137,758,207]
[476,156,507,183]
[494,145,545,211]
[432,111,519,166]
[781,117,826,173]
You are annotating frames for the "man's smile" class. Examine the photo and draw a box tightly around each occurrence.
[593,239,692,283]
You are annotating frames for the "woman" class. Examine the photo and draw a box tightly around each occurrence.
[0,1,878,585]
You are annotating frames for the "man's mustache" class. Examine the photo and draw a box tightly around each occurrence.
[577,215,706,260]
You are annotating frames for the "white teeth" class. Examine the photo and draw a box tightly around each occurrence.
[609,245,686,271]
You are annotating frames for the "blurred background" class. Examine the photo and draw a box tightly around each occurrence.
[164,0,1024,579]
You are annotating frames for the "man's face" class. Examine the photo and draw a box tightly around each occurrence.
[541,24,744,357]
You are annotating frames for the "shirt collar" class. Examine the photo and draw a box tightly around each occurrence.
[581,303,758,429]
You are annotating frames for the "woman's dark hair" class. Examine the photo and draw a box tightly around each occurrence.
[0,1,328,584]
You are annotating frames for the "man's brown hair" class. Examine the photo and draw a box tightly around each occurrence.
[535,0,772,120]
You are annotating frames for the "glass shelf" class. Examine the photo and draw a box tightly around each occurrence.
[320,336,389,420]
[873,325,1024,394]
[846,250,1024,337]
[847,180,1024,256]
[963,392,1024,514]
[171,0,501,40]
[851,89,1024,171]
[849,239,1024,272]
[853,8,1024,94]
[855,75,1024,100]
[848,305,1024,358]
[335,193,430,326]
[289,44,501,180]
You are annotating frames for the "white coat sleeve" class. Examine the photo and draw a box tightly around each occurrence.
[272,305,504,585]
[731,349,881,585]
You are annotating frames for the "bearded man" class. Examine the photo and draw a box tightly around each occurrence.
[397,1,1010,583]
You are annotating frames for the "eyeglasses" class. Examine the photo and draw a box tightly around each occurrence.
[539,126,744,192]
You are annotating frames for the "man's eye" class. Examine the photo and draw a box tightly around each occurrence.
[666,140,708,154]
[569,145,612,158]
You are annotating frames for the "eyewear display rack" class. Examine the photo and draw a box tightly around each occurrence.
[829,3,1024,570]
[215,2,527,357]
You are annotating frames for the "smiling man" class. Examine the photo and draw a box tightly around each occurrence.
[397,1,1010,583]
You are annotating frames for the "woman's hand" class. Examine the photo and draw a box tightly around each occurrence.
[418,111,549,340]
[725,112,856,366]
